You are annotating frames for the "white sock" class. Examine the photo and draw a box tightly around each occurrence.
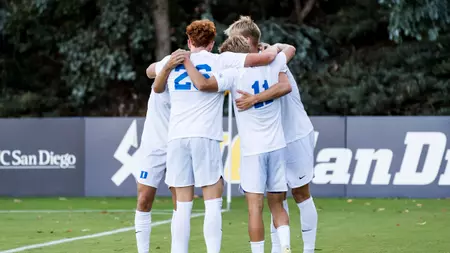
[172,201,193,253]
[298,197,317,252]
[135,210,151,253]
[271,200,289,253]
[170,210,176,251]
[270,217,280,253]
[277,225,291,249]
[250,241,265,253]
[204,198,223,253]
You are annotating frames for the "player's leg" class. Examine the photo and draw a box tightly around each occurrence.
[202,179,223,253]
[267,193,290,253]
[267,149,290,253]
[292,184,316,253]
[135,152,166,253]
[246,192,265,253]
[240,154,266,253]
[286,132,318,253]
[270,191,289,253]
[169,187,177,252]
[165,139,194,253]
[192,138,224,253]
[135,183,156,253]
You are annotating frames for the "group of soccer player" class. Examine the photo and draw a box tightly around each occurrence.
[134,16,317,253]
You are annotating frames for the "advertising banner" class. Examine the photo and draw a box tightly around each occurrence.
[344,117,450,198]
[0,118,85,196]
[1,117,449,198]
[85,118,146,197]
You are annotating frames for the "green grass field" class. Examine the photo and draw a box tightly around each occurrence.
[0,197,449,253]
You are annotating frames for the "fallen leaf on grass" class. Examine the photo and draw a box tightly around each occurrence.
[59,197,67,201]
[396,224,400,227]
[347,199,353,203]
[81,229,90,232]
[364,202,371,206]
[377,208,385,212]
[66,229,72,233]
[416,203,422,207]
[417,221,427,226]
[403,209,409,213]
[13,199,22,203]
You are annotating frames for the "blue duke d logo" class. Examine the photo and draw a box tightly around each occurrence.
[140,171,148,179]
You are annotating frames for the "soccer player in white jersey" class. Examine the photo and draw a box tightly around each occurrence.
[181,35,297,253]
[225,16,318,253]
[151,20,281,253]
[133,50,189,253]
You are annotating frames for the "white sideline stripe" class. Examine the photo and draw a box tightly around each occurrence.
[0,209,205,214]
[0,211,222,253]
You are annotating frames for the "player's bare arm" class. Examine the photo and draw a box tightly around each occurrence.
[146,63,157,79]
[273,43,296,63]
[153,49,190,93]
[236,72,291,111]
[184,57,220,92]
[243,45,279,67]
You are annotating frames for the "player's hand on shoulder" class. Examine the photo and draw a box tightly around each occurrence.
[166,49,190,69]
[235,90,257,111]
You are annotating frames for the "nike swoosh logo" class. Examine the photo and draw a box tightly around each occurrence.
[135,231,142,234]
[302,229,312,232]
[299,176,305,180]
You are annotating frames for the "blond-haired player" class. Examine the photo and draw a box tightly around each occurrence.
[181,35,296,253]
[225,16,318,253]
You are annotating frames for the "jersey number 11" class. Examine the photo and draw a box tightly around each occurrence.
[251,80,273,109]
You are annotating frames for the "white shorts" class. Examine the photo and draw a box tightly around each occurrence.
[240,148,288,194]
[135,149,167,188]
[285,131,315,188]
[165,137,223,188]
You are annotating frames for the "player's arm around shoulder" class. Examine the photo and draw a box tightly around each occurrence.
[275,72,292,95]
[184,57,219,92]
[274,43,296,63]
[146,63,157,79]
[235,72,291,111]
[152,49,189,93]
[243,45,279,67]
[145,54,173,79]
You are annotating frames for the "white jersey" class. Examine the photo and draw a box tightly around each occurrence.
[281,69,314,143]
[216,53,288,156]
[157,51,247,142]
[139,58,171,153]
